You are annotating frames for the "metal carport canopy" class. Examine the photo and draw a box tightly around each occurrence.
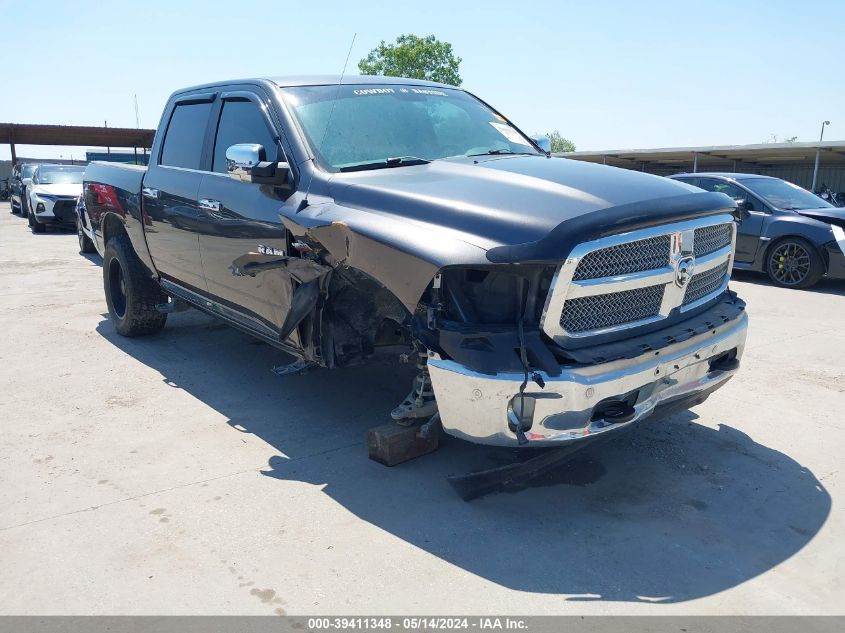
[1,123,155,163]
[559,140,845,168]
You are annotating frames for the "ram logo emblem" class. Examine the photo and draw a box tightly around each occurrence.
[675,256,695,288]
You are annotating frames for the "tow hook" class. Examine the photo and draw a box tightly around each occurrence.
[709,348,740,372]
[591,392,639,425]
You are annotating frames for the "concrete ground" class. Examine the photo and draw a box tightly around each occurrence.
[0,200,843,615]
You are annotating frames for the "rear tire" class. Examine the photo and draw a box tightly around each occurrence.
[103,234,167,336]
[766,237,825,289]
[77,218,96,253]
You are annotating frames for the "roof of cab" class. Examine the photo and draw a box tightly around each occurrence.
[266,74,454,88]
[174,74,456,95]
[671,172,778,181]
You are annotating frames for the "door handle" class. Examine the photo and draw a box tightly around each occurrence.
[199,198,221,212]
[142,187,160,199]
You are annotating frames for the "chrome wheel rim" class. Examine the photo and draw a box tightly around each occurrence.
[769,241,811,286]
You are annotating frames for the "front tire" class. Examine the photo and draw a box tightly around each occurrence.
[103,234,167,336]
[766,237,825,289]
[77,218,96,253]
[29,211,45,233]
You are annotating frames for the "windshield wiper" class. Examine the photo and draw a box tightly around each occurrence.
[339,156,431,172]
[466,149,537,157]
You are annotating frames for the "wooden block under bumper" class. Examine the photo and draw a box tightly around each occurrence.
[368,421,440,466]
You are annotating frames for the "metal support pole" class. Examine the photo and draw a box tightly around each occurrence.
[811,120,829,192]
[9,125,16,165]
[693,152,699,173]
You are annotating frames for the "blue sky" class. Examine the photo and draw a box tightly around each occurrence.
[2,0,842,160]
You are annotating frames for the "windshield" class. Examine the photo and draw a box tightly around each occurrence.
[22,165,37,179]
[742,178,832,211]
[36,166,85,185]
[283,84,541,170]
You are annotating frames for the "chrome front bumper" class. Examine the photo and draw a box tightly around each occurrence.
[428,312,748,447]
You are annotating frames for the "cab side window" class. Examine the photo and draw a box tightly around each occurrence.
[160,102,212,170]
[212,99,278,174]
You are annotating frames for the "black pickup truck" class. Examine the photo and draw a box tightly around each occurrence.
[83,75,748,447]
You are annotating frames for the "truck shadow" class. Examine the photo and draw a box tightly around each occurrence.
[96,310,830,604]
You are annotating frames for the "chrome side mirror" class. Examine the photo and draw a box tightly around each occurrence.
[531,135,551,153]
[226,143,265,182]
[226,143,292,189]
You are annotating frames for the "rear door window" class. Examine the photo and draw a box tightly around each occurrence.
[211,99,278,173]
[698,178,745,200]
[160,102,212,169]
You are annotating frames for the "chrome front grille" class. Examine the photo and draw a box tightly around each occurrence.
[572,235,671,281]
[694,224,732,257]
[560,284,665,333]
[683,262,730,306]
[541,214,737,342]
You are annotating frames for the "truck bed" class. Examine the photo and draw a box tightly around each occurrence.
[82,161,155,273]
[84,161,147,197]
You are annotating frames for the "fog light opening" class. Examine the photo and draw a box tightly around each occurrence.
[507,394,536,434]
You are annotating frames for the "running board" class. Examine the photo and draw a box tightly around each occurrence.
[156,298,191,314]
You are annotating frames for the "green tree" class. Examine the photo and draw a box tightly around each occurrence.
[547,130,576,153]
[358,34,462,86]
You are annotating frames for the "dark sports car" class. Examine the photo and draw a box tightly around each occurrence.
[669,173,845,288]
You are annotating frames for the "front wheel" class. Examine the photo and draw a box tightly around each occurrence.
[103,234,167,336]
[766,237,825,289]
[77,218,96,253]
[29,211,45,233]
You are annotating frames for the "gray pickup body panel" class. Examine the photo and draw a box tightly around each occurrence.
[82,76,740,365]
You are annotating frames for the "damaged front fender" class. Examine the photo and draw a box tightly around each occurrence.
[280,199,490,313]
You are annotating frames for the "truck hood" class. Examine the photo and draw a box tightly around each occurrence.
[327,156,702,250]
[32,183,82,197]
[796,207,845,230]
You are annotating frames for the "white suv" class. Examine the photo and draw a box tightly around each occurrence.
[27,164,85,233]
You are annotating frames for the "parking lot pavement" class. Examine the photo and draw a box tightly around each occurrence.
[0,200,843,615]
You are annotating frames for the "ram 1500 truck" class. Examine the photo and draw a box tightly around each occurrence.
[83,75,748,447]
